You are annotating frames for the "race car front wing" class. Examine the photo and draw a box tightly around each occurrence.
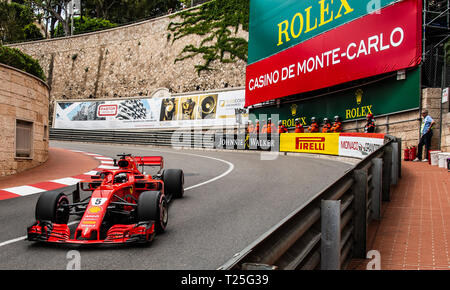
[27,221,155,245]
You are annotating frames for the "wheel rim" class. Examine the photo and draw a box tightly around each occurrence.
[160,199,168,227]
[55,196,69,224]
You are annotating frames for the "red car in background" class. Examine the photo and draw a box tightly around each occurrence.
[27,153,184,245]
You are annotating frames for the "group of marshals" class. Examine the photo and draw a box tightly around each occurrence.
[247,114,376,134]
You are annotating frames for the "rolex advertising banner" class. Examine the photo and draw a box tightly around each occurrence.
[250,67,420,128]
[54,89,248,130]
[245,0,422,107]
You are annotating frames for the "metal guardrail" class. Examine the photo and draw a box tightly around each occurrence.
[50,128,216,148]
[219,135,401,270]
[51,128,401,270]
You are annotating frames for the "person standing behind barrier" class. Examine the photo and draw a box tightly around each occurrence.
[278,120,288,133]
[308,117,319,133]
[247,120,254,134]
[255,119,260,135]
[261,118,276,134]
[413,109,435,162]
[364,113,376,133]
[322,118,332,133]
[294,118,304,133]
[331,116,342,133]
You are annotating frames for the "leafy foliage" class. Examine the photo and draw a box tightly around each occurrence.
[0,1,43,43]
[0,45,46,81]
[82,0,180,25]
[167,0,249,74]
[53,16,117,37]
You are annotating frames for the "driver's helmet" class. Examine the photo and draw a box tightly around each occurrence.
[114,173,128,184]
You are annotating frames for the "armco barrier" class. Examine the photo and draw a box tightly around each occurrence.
[219,135,401,270]
[50,128,216,148]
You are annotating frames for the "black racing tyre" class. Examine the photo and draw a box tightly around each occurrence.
[163,169,184,201]
[136,191,168,234]
[35,192,70,224]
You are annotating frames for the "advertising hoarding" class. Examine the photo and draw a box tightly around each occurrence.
[250,68,420,127]
[248,0,400,65]
[245,0,422,107]
[54,89,247,130]
[279,132,386,158]
[338,133,385,158]
[280,133,340,155]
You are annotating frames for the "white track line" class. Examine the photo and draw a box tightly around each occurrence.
[0,221,79,247]
[0,149,234,248]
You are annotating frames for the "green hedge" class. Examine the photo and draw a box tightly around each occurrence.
[0,45,46,82]
[53,16,118,38]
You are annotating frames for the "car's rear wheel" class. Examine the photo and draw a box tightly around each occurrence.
[136,191,168,234]
[163,169,184,202]
[35,192,70,224]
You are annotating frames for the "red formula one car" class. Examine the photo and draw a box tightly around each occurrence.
[27,153,184,245]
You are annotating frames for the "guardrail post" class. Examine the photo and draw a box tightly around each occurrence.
[371,158,383,221]
[382,145,392,202]
[353,168,368,258]
[390,141,399,186]
[321,200,341,270]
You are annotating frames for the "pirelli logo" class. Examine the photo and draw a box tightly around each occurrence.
[280,133,339,155]
[295,137,325,151]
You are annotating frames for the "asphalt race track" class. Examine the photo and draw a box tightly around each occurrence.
[0,141,353,270]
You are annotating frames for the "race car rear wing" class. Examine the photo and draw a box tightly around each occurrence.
[134,156,164,170]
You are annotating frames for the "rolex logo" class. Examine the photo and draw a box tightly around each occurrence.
[291,104,298,116]
[355,89,363,105]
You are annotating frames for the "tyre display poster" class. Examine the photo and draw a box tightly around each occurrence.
[54,89,248,130]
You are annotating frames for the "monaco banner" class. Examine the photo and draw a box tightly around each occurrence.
[338,133,385,158]
[245,0,422,107]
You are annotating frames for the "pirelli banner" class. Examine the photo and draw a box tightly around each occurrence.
[246,0,422,107]
[280,132,385,158]
[53,89,247,130]
[281,133,340,155]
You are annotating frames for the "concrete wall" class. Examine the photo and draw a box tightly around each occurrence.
[0,63,50,176]
[8,13,247,105]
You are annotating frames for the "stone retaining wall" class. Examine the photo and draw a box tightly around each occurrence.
[0,63,50,176]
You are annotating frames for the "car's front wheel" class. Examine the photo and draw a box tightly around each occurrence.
[35,192,70,224]
[136,191,168,234]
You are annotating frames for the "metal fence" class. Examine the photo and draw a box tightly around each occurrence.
[49,128,216,148]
